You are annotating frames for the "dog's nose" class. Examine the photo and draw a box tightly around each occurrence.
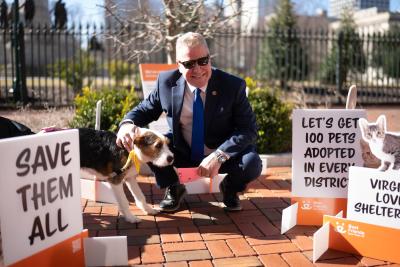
[167,155,174,163]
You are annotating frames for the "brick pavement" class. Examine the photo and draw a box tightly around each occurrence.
[82,167,399,267]
[0,104,398,266]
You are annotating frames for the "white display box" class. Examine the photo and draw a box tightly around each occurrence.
[80,178,118,204]
[184,174,225,194]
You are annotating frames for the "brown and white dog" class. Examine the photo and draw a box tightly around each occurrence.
[78,127,174,223]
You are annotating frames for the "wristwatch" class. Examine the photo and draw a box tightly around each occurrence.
[214,150,228,164]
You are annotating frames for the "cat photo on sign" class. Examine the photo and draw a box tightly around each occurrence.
[359,115,400,171]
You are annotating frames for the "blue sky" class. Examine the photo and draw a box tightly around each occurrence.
[63,0,105,26]
[6,0,400,26]
[4,0,105,26]
[68,0,400,26]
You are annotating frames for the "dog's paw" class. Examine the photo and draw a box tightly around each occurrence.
[137,203,159,215]
[122,213,141,223]
[145,208,159,215]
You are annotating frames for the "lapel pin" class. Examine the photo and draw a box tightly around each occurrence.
[212,91,217,96]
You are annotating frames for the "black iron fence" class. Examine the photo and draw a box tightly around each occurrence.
[1,24,400,107]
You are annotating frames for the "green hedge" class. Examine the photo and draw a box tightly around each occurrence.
[69,86,141,132]
[246,77,293,154]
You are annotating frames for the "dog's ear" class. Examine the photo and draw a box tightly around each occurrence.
[134,126,141,136]
[133,135,145,147]
[133,132,157,147]
[163,136,170,144]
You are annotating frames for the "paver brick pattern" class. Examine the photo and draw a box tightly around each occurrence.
[80,167,396,266]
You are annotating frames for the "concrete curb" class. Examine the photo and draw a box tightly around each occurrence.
[261,152,292,167]
[260,152,292,174]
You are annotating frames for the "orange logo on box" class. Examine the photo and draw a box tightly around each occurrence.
[335,222,347,234]
[300,200,312,210]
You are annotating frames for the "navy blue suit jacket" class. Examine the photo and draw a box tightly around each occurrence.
[123,68,258,158]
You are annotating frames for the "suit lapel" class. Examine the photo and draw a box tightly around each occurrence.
[204,70,220,132]
[172,76,186,134]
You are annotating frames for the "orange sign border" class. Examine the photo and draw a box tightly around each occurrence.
[324,216,400,264]
[9,230,88,267]
[292,197,347,225]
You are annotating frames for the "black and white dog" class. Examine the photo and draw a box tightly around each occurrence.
[78,127,174,223]
[1,118,174,223]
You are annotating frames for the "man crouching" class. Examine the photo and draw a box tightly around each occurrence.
[116,32,262,212]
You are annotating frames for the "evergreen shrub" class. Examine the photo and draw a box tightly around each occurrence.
[69,86,140,132]
[246,77,293,154]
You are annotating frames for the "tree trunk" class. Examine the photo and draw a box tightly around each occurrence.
[166,43,175,64]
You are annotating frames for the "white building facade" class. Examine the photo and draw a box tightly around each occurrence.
[330,7,400,33]
[330,0,390,18]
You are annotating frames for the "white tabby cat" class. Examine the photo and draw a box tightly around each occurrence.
[359,115,400,171]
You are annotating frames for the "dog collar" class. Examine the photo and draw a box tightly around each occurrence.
[129,150,141,173]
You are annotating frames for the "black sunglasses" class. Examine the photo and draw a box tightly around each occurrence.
[178,55,210,69]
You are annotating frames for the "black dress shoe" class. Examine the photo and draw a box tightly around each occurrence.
[219,181,242,211]
[159,184,187,212]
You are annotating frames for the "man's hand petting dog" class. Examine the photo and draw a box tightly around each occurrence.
[197,152,222,178]
[116,122,139,151]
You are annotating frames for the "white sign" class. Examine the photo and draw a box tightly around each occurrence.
[292,109,366,198]
[0,130,83,265]
[347,166,400,230]
[184,175,224,194]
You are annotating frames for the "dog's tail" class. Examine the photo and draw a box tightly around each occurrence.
[107,150,140,184]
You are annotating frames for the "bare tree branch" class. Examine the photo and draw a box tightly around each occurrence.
[102,0,246,63]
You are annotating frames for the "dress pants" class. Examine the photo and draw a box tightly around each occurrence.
[148,142,262,193]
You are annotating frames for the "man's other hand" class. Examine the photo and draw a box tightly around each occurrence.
[197,152,221,178]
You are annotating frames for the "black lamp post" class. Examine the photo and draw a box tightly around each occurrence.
[12,0,28,104]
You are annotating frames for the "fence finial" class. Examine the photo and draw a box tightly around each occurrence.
[346,85,357,109]
[95,100,102,130]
